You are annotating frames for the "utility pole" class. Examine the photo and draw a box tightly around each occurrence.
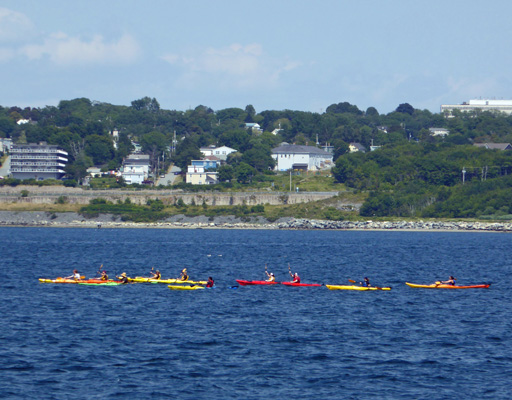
[462,167,466,184]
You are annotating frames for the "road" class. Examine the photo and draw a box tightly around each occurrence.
[0,156,10,178]
[157,165,181,186]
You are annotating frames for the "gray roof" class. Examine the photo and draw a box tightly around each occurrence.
[474,143,512,150]
[271,144,332,156]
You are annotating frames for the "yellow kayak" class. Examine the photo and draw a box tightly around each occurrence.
[128,277,207,285]
[168,285,205,290]
[326,284,391,291]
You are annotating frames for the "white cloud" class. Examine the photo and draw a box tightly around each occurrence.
[162,43,300,89]
[20,33,140,66]
[0,8,35,43]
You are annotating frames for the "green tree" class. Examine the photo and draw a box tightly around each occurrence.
[234,162,255,184]
[217,164,234,182]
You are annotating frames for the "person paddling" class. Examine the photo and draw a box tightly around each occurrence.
[440,276,456,285]
[179,268,189,281]
[117,272,129,284]
[150,270,161,279]
[206,277,215,288]
[66,269,81,280]
[100,270,109,281]
[361,277,371,287]
[265,270,276,282]
[289,271,301,283]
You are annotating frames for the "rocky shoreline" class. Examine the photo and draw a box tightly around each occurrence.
[0,211,510,232]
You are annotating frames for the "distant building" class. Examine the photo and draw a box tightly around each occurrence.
[186,165,218,185]
[191,158,221,171]
[121,154,150,184]
[200,145,236,161]
[441,99,512,116]
[474,143,512,150]
[245,123,263,134]
[9,142,68,180]
[0,138,13,153]
[271,143,333,171]
[349,142,366,153]
[429,128,450,137]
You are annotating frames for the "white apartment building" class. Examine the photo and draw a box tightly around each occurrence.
[441,99,512,116]
[9,142,68,180]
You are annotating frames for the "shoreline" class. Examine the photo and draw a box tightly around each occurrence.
[0,211,510,233]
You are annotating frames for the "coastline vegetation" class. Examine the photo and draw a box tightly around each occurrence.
[3,98,512,220]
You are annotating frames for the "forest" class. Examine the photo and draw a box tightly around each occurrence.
[2,97,512,219]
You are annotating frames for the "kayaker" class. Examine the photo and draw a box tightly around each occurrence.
[265,271,276,282]
[206,277,215,288]
[361,277,371,287]
[66,269,81,280]
[150,270,161,279]
[179,268,189,281]
[440,276,456,285]
[100,270,109,281]
[290,271,301,283]
[117,272,129,284]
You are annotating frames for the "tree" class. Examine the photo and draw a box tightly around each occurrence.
[234,162,255,184]
[85,135,115,165]
[217,164,234,182]
[172,136,202,171]
[395,103,414,115]
[131,97,160,113]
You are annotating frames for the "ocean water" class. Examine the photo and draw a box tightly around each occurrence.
[0,227,510,399]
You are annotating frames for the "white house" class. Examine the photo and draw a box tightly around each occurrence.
[200,145,236,161]
[121,154,150,184]
[349,143,366,153]
[185,165,218,185]
[429,128,450,137]
[271,144,333,171]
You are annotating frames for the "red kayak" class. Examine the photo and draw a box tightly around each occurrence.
[236,280,279,286]
[281,282,322,287]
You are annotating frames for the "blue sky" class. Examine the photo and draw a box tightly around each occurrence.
[1,0,511,114]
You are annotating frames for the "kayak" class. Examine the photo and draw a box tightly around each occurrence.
[78,282,122,286]
[405,282,491,289]
[168,285,205,290]
[236,280,279,286]
[129,277,207,285]
[281,282,322,287]
[39,278,119,284]
[326,284,391,291]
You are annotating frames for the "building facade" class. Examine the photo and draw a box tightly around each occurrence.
[271,144,333,171]
[185,165,218,185]
[9,142,68,180]
[441,99,512,116]
[200,145,236,161]
[121,154,150,184]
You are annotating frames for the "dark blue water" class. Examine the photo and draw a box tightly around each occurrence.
[0,228,510,399]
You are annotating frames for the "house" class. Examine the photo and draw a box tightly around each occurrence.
[200,145,236,161]
[349,143,366,153]
[245,123,263,134]
[86,167,102,178]
[191,158,221,171]
[121,154,150,184]
[271,143,333,171]
[429,128,450,137]
[185,165,218,185]
[9,142,68,180]
[474,143,512,150]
